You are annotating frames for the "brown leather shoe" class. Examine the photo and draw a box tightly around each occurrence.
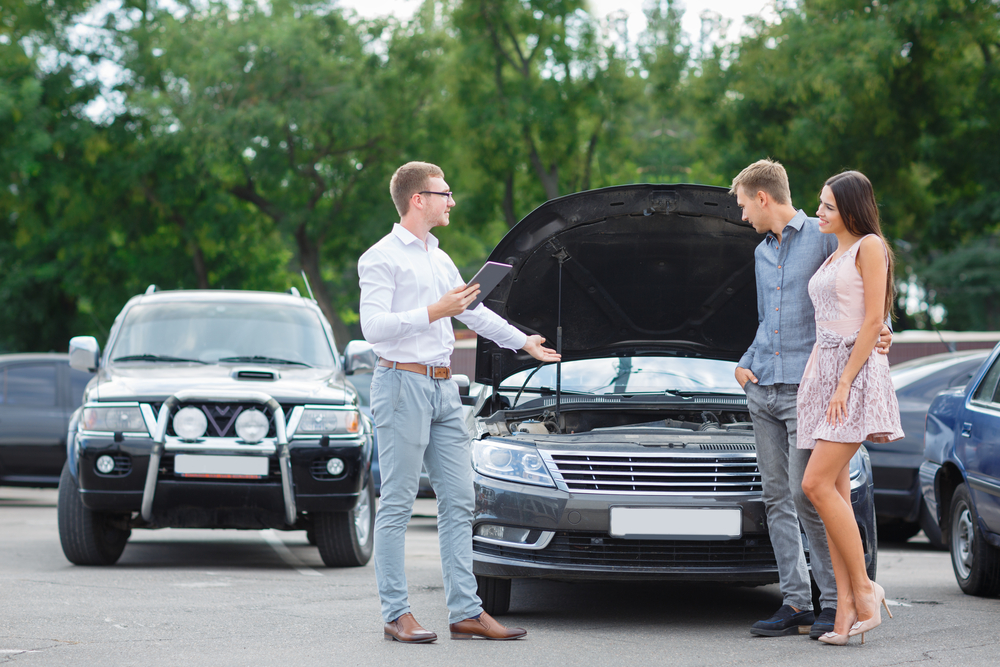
[383,613,437,643]
[449,611,527,640]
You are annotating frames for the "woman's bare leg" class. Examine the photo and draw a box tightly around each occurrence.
[802,440,875,635]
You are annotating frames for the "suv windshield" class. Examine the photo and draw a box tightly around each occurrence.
[110,302,336,367]
[502,356,743,397]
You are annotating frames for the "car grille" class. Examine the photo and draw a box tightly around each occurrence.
[542,450,762,495]
[474,531,778,570]
[160,402,282,439]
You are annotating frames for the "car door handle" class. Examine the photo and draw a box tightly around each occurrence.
[961,422,973,438]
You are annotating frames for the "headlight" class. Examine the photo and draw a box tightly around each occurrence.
[173,407,208,441]
[296,409,360,435]
[472,439,555,487]
[235,409,269,443]
[82,406,147,433]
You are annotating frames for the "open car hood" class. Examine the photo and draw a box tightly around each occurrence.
[474,184,760,385]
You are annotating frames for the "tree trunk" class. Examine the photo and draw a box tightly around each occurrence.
[502,171,518,228]
[526,132,560,200]
[294,223,352,350]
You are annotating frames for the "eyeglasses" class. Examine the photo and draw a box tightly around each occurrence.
[419,191,454,200]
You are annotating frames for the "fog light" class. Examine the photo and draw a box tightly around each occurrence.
[474,524,531,543]
[173,407,207,440]
[96,455,115,474]
[235,409,269,443]
[325,458,345,476]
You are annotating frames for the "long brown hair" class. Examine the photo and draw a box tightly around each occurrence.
[825,171,896,320]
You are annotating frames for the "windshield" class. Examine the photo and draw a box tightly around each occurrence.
[501,357,743,398]
[110,302,336,367]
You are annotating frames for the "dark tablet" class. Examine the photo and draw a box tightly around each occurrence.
[466,261,512,309]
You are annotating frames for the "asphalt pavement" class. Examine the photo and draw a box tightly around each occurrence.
[2,488,998,667]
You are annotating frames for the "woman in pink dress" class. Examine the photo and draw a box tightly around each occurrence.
[798,171,903,645]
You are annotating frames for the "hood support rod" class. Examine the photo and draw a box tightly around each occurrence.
[554,248,569,428]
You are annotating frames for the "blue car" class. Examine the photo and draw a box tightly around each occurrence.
[920,341,1000,596]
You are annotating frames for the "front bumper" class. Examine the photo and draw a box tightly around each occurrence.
[471,450,877,583]
[471,474,778,584]
[75,391,371,529]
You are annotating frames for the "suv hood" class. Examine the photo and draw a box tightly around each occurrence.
[91,364,352,404]
[475,184,760,385]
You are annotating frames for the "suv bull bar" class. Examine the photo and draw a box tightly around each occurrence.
[140,389,296,525]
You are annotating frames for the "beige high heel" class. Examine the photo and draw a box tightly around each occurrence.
[818,631,850,646]
[849,581,893,642]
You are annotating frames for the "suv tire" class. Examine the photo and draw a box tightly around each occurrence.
[57,463,131,565]
[476,575,512,616]
[949,484,1000,596]
[315,470,375,567]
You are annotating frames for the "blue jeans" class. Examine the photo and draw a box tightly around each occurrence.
[746,382,837,611]
[369,366,483,624]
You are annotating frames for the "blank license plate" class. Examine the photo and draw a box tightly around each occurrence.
[610,507,742,539]
[174,455,268,479]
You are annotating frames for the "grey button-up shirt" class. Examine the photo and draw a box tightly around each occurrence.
[738,210,837,386]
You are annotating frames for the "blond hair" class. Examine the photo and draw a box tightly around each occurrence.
[730,158,791,205]
[390,161,444,216]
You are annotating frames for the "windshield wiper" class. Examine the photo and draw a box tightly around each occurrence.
[217,355,311,367]
[113,354,207,364]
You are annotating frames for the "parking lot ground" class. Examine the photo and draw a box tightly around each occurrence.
[2,488,999,667]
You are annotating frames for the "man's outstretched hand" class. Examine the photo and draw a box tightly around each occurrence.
[523,335,561,363]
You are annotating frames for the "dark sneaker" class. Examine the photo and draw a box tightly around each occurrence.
[809,607,837,640]
[750,604,815,637]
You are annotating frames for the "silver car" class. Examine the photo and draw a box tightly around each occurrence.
[467,184,877,614]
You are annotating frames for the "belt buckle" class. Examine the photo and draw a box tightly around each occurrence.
[432,367,450,380]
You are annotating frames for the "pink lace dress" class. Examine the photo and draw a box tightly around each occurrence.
[796,235,904,449]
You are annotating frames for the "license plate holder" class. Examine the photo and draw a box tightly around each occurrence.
[609,507,742,540]
[174,454,268,479]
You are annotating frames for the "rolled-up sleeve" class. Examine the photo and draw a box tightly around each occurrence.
[358,249,431,344]
[456,304,528,351]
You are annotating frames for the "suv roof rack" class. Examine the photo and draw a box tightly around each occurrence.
[145,284,158,294]
[288,286,301,297]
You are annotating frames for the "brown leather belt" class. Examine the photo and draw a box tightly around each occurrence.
[379,358,452,380]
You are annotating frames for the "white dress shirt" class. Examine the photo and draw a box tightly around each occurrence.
[358,223,528,366]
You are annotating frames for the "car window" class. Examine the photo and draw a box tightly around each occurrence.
[972,354,1000,406]
[2,364,58,406]
[69,368,93,406]
[110,302,336,368]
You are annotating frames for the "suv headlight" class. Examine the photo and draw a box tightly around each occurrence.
[296,408,360,435]
[83,406,147,433]
[472,439,555,487]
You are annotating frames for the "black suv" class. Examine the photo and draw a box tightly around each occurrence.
[58,287,375,567]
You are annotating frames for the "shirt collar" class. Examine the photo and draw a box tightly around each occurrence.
[766,209,807,246]
[392,223,439,250]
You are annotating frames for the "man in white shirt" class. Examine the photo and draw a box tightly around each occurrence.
[359,161,559,643]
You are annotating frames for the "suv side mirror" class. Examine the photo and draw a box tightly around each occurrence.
[69,336,101,372]
[343,340,376,375]
[453,374,471,396]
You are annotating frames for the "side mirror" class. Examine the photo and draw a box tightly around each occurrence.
[69,336,101,372]
[343,339,376,375]
[453,374,471,396]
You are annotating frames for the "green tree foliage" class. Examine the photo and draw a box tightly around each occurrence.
[2,0,999,352]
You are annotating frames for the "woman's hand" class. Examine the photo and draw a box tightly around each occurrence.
[826,383,850,426]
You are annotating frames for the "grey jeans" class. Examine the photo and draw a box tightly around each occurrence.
[745,382,836,611]
[369,366,483,624]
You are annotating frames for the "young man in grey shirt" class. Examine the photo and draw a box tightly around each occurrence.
[731,159,891,638]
